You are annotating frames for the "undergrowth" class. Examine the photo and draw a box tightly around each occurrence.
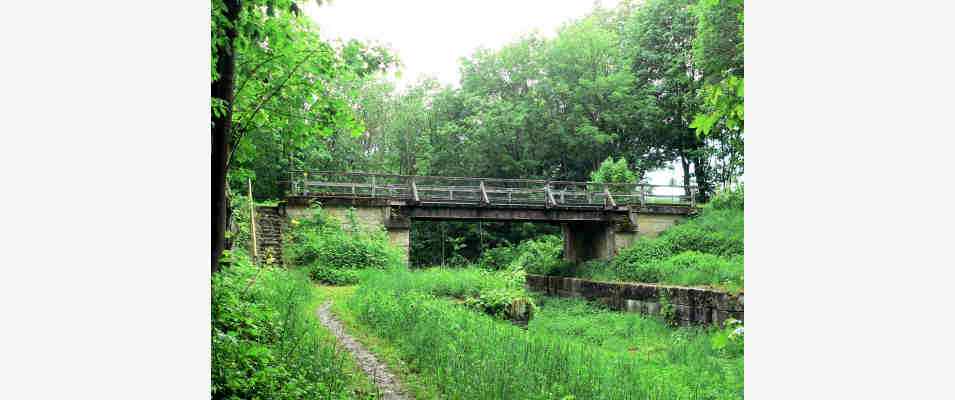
[211,249,372,399]
[342,268,743,399]
[557,189,743,292]
[286,203,405,285]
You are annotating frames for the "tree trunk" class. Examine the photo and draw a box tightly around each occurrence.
[693,155,710,203]
[212,0,241,274]
[680,153,691,196]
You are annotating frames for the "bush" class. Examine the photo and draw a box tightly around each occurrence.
[286,203,404,285]
[477,244,518,270]
[611,237,672,271]
[307,265,360,285]
[479,234,562,274]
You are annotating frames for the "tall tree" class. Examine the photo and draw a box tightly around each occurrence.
[211,0,241,273]
[690,0,744,188]
[212,0,394,272]
[625,0,712,199]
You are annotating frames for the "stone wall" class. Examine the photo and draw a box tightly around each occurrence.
[525,274,743,326]
[254,206,286,265]
[635,213,686,238]
[284,201,410,264]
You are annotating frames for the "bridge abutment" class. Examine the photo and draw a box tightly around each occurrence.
[561,219,642,263]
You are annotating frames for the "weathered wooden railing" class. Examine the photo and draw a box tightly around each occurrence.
[286,171,697,207]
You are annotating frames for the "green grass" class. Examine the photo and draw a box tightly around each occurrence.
[315,285,444,400]
[572,189,744,292]
[211,250,378,399]
[333,267,743,399]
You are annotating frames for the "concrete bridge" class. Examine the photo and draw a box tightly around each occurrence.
[282,171,696,263]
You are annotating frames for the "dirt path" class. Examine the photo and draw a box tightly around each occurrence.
[316,301,410,400]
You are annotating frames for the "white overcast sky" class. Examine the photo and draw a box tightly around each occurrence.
[303,0,687,187]
[304,0,621,88]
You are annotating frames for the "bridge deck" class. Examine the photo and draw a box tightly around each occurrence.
[286,171,698,209]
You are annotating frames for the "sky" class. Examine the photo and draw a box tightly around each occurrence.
[304,0,620,88]
[302,0,685,187]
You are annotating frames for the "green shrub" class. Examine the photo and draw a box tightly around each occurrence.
[610,238,672,273]
[463,287,536,322]
[477,244,518,270]
[286,203,404,285]
[307,265,360,285]
[479,234,562,274]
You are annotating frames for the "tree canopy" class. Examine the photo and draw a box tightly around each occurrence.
[211,0,745,268]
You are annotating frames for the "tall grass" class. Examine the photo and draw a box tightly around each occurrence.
[577,189,745,291]
[212,249,367,399]
[343,268,743,399]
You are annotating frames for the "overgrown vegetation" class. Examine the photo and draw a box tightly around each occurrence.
[286,203,405,285]
[337,268,743,399]
[574,189,744,291]
[211,250,373,399]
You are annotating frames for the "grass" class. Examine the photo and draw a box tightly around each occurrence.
[304,287,381,399]
[211,251,379,399]
[327,267,743,399]
[315,284,444,400]
[569,189,744,292]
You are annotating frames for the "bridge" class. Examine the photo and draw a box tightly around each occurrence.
[281,171,697,263]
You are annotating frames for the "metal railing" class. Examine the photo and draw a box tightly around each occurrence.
[286,171,697,207]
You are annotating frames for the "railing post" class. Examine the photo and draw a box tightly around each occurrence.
[604,184,616,208]
[302,171,309,196]
[371,175,376,197]
[479,180,490,205]
[544,181,556,208]
[640,184,646,207]
[410,177,420,203]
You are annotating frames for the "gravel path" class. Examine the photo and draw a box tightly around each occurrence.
[316,301,410,400]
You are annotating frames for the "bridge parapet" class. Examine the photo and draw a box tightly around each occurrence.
[285,171,698,209]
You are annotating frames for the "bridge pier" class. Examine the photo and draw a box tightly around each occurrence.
[562,220,639,263]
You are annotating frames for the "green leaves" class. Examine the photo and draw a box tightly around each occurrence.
[589,156,638,184]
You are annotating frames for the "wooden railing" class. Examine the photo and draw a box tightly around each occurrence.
[286,171,697,207]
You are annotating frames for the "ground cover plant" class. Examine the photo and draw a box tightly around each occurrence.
[211,249,376,399]
[338,267,743,399]
[364,266,537,322]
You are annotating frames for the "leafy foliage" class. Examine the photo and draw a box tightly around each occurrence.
[557,188,746,291]
[285,203,404,285]
[589,156,639,185]
[211,249,358,399]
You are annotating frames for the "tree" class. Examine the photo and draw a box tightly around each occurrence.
[624,0,712,200]
[690,0,744,188]
[211,0,394,272]
[590,156,638,184]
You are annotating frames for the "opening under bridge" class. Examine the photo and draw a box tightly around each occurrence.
[281,171,697,263]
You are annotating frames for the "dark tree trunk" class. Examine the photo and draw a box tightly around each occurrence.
[212,0,241,274]
[680,153,691,196]
[693,154,710,203]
